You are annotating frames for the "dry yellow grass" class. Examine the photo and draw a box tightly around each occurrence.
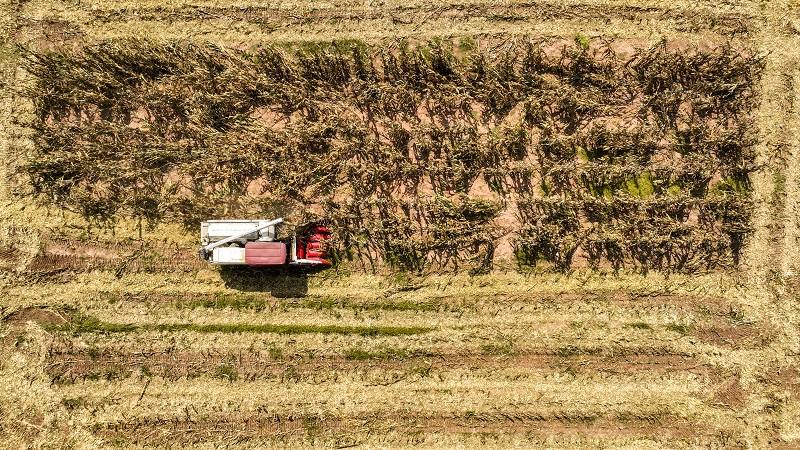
[14,0,755,46]
[2,268,783,448]
[3,0,800,448]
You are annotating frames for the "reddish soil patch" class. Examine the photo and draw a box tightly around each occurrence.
[0,246,21,268]
[4,307,66,326]
[764,365,800,397]
[711,376,746,408]
[46,242,121,259]
[22,18,84,50]
[2,307,67,346]
[695,323,776,350]
[85,3,753,37]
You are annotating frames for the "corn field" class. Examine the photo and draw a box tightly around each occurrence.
[20,38,763,272]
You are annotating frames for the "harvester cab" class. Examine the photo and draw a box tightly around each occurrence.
[198,218,331,267]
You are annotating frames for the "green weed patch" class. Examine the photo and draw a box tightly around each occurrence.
[101,292,457,312]
[625,322,653,330]
[45,314,433,336]
[665,323,693,335]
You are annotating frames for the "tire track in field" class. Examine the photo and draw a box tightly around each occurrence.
[91,412,715,446]
[782,66,800,285]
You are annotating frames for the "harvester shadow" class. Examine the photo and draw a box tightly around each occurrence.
[218,266,326,298]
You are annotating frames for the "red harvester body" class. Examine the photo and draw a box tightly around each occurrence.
[198,219,331,267]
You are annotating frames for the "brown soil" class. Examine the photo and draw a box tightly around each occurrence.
[4,307,66,326]
[2,307,67,346]
[25,239,204,277]
[764,365,800,397]
[695,323,777,350]
[0,245,20,268]
[711,376,746,408]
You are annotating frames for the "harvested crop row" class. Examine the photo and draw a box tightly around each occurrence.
[49,372,734,448]
[66,290,764,344]
[20,0,754,46]
[45,350,712,385]
[80,2,751,35]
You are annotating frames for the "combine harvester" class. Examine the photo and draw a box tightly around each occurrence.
[197,218,331,267]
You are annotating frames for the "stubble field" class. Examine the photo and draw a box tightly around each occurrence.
[2,0,800,448]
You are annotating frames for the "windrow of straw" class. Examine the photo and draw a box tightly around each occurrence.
[18,37,763,273]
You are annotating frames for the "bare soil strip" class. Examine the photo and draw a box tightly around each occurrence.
[25,240,203,277]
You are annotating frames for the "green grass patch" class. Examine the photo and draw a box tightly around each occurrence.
[176,294,271,311]
[665,323,692,335]
[216,364,238,382]
[563,365,580,377]
[268,345,283,359]
[51,314,137,333]
[153,323,432,336]
[44,314,433,337]
[102,291,455,313]
[624,322,653,330]
[61,397,86,411]
[481,335,517,356]
[302,297,450,312]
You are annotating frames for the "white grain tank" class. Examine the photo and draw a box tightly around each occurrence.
[200,220,277,247]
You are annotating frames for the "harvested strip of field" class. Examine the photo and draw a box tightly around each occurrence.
[49,372,729,448]
[18,0,754,46]
[46,349,712,385]
[2,271,771,447]
[92,412,713,447]
[64,281,771,347]
[89,288,733,311]
[54,374,708,419]
[25,238,204,278]
[44,330,742,363]
[79,2,751,35]
[2,274,782,447]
